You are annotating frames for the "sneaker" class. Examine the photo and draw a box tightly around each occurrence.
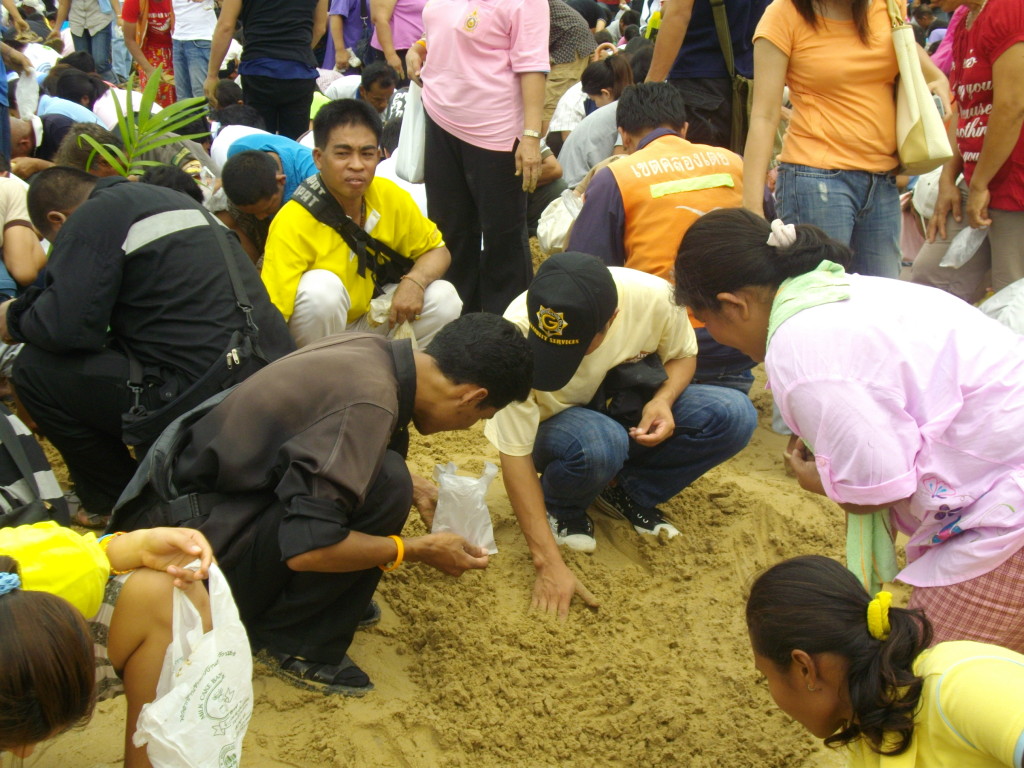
[593,485,680,539]
[548,514,597,553]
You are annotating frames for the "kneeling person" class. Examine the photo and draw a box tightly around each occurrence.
[488,253,757,616]
[262,99,461,347]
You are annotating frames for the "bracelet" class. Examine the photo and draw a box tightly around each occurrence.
[522,129,541,139]
[379,535,405,572]
[98,532,135,575]
[400,274,426,292]
[416,37,427,53]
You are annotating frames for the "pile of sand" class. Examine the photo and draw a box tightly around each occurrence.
[39,381,849,768]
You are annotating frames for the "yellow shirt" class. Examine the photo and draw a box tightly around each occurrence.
[848,641,1024,768]
[484,268,697,457]
[261,176,445,323]
[755,0,899,173]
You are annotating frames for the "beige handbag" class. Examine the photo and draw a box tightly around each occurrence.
[886,0,954,174]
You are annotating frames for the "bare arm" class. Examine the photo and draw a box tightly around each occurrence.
[371,0,403,78]
[311,0,328,50]
[631,355,695,446]
[742,38,788,215]
[1,0,28,33]
[965,42,1024,228]
[204,0,241,101]
[645,0,694,82]
[286,529,489,576]
[121,20,155,75]
[389,244,451,327]
[330,14,349,70]
[917,41,951,113]
[516,71,546,192]
[2,224,47,286]
[537,152,562,186]
[47,0,69,40]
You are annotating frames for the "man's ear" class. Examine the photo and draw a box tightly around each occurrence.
[458,386,489,408]
[276,173,286,188]
[45,210,67,236]
[313,146,323,170]
[679,121,689,139]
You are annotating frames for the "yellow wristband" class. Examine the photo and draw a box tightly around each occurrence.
[379,535,404,572]
[98,532,135,575]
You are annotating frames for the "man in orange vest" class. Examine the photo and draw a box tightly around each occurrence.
[568,81,754,391]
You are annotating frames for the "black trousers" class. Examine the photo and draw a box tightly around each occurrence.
[224,450,412,664]
[424,112,532,315]
[241,74,317,140]
[667,77,734,150]
[12,345,167,515]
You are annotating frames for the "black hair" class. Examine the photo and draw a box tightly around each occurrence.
[791,0,872,43]
[747,556,931,755]
[360,61,397,93]
[52,123,123,172]
[0,555,96,752]
[615,81,687,136]
[673,208,852,312]
[141,165,204,204]
[220,150,280,207]
[624,38,654,82]
[213,78,244,110]
[593,29,614,46]
[622,23,640,41]
[911,4,934,19]
[619,9,640,27]
[580,54,633,100]
[54,69,107,109]
[380,116,402,156]
[211,104,266,131]
[424,313,533,410]
[27,166,98,232]
[175,114,211,143]
[312,98,382,150]
[58,50,95,73]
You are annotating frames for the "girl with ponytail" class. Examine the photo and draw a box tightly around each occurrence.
[747,556,1024,767]
[580,53,634,108]
[676,208,1024,654]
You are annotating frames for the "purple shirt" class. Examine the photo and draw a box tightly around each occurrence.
[323,0,367,69]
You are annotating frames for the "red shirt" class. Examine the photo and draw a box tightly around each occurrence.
[121,0,174,48]
[950,0,1024,210]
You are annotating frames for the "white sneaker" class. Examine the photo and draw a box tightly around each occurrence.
[548,514,597,553]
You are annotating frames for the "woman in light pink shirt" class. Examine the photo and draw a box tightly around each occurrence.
[405,0,549,315]
[675,208,1024,653]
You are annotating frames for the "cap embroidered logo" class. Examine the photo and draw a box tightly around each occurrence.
[536,306,569,339]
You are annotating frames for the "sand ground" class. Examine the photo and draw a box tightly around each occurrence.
[28,372,856,768]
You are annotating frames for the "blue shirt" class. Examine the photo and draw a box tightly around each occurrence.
[225,133,317,202]
[37,94,103,125]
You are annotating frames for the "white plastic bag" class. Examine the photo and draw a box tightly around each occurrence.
[537,188,583,255]
[395,82,425,184]
[15,68,38,118]
[980,277,1024,336]
[431,462,499,554]
[939,224,988,269]
[133,564,254,768]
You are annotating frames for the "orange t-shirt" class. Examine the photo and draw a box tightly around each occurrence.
[755,0,899,173]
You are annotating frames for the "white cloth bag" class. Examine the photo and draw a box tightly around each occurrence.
[133,564,254,768]
[431,462,499,554]
[395,82,426,184]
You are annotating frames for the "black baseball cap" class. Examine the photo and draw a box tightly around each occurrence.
[527,252,618,391]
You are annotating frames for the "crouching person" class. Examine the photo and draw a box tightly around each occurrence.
[110,313,533,694]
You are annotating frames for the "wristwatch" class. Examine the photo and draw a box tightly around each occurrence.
[522,129,541,139]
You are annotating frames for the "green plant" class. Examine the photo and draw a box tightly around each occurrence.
[80,66,210,176]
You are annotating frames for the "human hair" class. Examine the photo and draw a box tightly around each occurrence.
[622,23,640,41]
[52,123,123,173]
[625,39,654,82]
[747,556,931,755]
[911,4,934,20]
[380,116,402,156]
[674,208,852,312]
[0,555,96,752]
[580,54,633,100]
[360,61,397,93]
[615,81,687,136]
[58,50,95,73]
[211,104,266,130]
[791,0,872,43]
[593,29,614,46]
[54,69,107,109]
[213,78,244,109]
[141,165,205,204]
[619,9,640,28]
[220,150,279,207]
[424,313,533,410]
[312,98,382,150]
[27,166,98,233]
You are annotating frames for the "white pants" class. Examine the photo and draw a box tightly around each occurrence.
[288,269,463,347]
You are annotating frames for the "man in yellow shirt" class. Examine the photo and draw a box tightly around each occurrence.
[261,99,461,347]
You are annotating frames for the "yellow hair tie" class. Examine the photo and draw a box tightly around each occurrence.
[866,591,893,641]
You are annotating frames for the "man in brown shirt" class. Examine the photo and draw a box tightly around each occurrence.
[113,313,532,695]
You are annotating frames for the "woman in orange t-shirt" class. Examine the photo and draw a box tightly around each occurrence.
[742,0,949,278]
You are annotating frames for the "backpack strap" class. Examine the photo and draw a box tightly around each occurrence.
[0,409,42,506]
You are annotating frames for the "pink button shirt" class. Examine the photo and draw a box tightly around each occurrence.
[768,275,1024,588]
[420,0,550,151]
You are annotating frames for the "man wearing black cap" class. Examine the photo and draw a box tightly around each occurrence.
[484,253,757,617]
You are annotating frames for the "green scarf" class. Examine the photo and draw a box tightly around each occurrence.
[766,259,850,348]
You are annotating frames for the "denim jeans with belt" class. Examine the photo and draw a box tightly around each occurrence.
[531,383,758,522]
[776,163,902,279]
[173,39,212,101]
[72,24,114,82]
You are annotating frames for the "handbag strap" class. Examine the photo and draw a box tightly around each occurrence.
[884,0,905,30]
[0,410,42,505]
[709,0,736,79]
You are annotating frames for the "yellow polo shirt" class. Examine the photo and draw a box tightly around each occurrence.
[262,177,444,323]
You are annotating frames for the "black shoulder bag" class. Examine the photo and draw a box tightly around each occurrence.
[709,0,752,155]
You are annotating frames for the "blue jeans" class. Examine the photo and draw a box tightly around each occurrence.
[72,24,114,82]
[776,163,901,279]
[173,39,211,101]
[532,384,757,521]
[110,24,132,83]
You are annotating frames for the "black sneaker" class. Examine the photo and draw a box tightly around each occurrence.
[548,513,597,553]
[358,599,381,628]
[593,485,680,538]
